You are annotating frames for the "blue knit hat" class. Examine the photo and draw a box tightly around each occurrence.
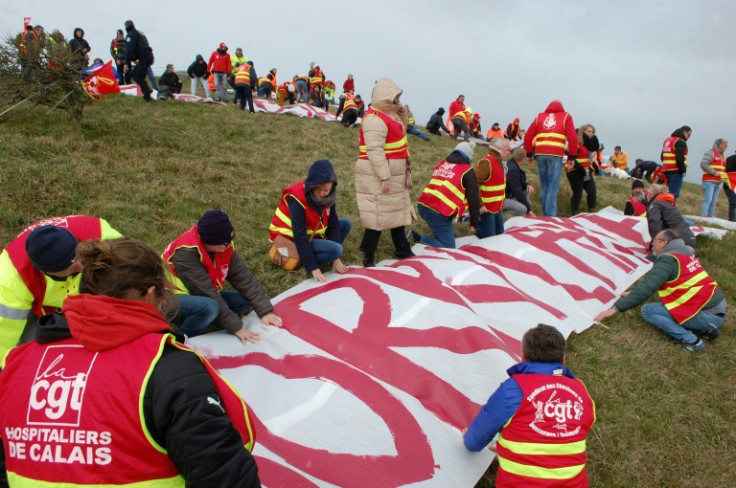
[197,210,235,245]
[25,225,79,273]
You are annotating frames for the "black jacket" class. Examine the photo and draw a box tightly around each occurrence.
[159,71,182,87]
[661,127,689,174]
[505,157,531,212]
[125,27,153,64]
[426,111,449,134]
[187,55,209,78]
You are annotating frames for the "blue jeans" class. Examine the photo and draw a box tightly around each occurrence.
[641,302,724,345]
[146,66,158,91]
[174,290,249,337]
[701,181,721,217]
[418,204,456,248]
[477,212,504,239]
[295,80,308,102]
[214,72,228,101]
[724,184,736,221]
[665,172,683,200]
[312,218,351,264]
[407,125,429,141]
[536,155,564,216]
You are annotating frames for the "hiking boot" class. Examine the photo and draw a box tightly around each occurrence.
[362,252,375,268]
[406,229,421,245]
[702,327,721,342]
[683,339,705,353]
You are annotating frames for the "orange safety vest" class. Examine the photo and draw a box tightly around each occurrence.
[342,98,358,112]
[531,111,572,157]
[702,149,725,183]
[627,197,648,216]
[234,64,251,85]
[478,154,506,213]
[451,110,472,125]
[269,182,329,241]
[495,373,595,488]
[417,160,471,218]
[161,226,234,293]
[358,108,409,160]
[4,216,107,317]
[0,333,255,486]
[258,76,271,89]
[658,253,719,324]
[661,136,688,172]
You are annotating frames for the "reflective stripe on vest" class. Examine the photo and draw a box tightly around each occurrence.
[161,226,233,293]
[661,136,688,172]
[494,373,595,487]
[657,253,718,324]
[702,149,725,183]
[628,197,647,216]
[234,66,251,85]
[358,108,409,160]
[478,154,506,213]
[269,182,329,241]
[343,99,357,111]
[532,111,570,157]
[451,110,471,124]
[417,161,470,217]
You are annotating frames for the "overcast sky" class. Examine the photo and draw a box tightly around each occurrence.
[3,0,734,183]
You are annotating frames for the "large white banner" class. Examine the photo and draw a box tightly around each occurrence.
[189,213,651,487]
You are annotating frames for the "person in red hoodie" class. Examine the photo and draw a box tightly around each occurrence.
[342,73,355,93]
[447,94,465,132]
[523,100,578,217]
[208,42,231,102]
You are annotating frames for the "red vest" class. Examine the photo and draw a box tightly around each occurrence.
[342,98,358,112]
[702,149,725,183]
[496,373,595,488]
[478,154,506,213]
[658,253,719,324]
[627,196,648,216]
[358,108,409,160]
[162,226,234,293]
[269,182,329,241]
[661,136,687,172]
[0,333,255,486]
[4,216,105,317]
[531,111,572,157]
[418,161,470,218]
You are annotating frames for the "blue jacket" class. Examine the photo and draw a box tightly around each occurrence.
[463,361,576,451]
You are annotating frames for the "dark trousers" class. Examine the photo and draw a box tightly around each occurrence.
[566,169,597,214]
[360,227,413,262]
[131,53,154,98]
[341,108,358,127]
[235,84,254,112]
[724,184,736,221]
[451,118,469,141]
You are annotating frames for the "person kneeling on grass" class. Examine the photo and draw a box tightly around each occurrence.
[408,141,481,248]
[269,159,351,282]
[163,210,282,344]
[594,228,727,353]
[463,324,596,488]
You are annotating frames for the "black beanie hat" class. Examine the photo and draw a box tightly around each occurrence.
[25,225,79,273]
[631,179,645,190]
[197,210,235,245]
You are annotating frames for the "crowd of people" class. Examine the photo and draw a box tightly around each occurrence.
[5,23,735,488]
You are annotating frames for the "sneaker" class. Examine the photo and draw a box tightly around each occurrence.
[702,327,721,342]
[683,339,705,353]
[406,229,421,245]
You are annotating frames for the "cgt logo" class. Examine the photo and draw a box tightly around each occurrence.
[27,345,97,426]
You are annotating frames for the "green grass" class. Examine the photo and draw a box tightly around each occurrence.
[1,93,734,487]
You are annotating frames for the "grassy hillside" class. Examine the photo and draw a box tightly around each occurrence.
[1,94,734,487]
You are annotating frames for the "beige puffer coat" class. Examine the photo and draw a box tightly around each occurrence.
[355,77,413,230]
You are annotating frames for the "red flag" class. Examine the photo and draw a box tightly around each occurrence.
[723,172,736,191]
[24,17,31,30]
[82,62,121,100]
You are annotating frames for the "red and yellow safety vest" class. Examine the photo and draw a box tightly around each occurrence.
[358,108,409,160]
[161,226,233,294]
[478,154,506,214]
[234,64,251,85]
[702,149,726,183]
[0,333,255,487]
[418,160,471,218]
[531,111,572,157]
[661,136,688,172]
[451,110,472,125]
[269,182,329,241]
[495,373,595,488]
[565,145,591,173]
[309,69,324,88]
[343,97,358,112]
[658,253,719,324]
[627,197,648,216]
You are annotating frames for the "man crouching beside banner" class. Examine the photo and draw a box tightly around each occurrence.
[463,324,596,487]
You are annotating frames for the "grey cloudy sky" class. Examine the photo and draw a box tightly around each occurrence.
[3,0,734,182]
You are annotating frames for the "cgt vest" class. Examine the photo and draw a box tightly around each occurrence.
[658,253,719,324]
[4,216,111,317]
[478,154,506,214]
[234,65,251,85]
[358,108,409,160]
[627,197,647,216]
[0,333,254,487]
[269,182,329,241]
[661,136,687,173]
[496,373,595,488]
[161,226,233,294]
[418,161,470,218]
[532,111,571,157]
[342,98,358,112]
[702,149,725,183]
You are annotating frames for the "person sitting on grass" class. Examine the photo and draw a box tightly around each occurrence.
[463,324,596,488]
[594,228,727,353]
[269,159,351,282]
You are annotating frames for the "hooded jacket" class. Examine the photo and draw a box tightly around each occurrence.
[208,47,231,74]
[68,27,90,67]
[0,295,261,487]
[355,77,413,230]
[646,193,696,248]
[187,54,209,78]
[662,127,689,174]
[700,139,726,179]
[523,100,578,158]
